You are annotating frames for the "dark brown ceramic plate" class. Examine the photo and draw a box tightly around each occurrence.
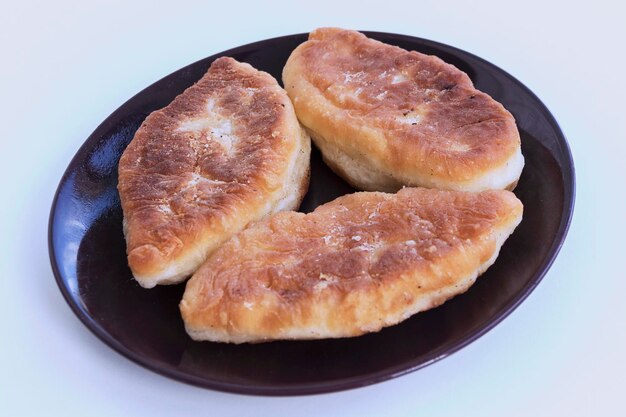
[48,32,575,395]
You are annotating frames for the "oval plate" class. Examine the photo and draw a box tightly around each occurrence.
[49,32,575,395]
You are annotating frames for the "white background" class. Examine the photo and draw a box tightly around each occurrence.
[2,1,625,415]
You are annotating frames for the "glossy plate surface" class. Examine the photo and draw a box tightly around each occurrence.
[49,32,575,395]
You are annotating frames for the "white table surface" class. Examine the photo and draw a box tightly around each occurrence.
[2,1,625,415]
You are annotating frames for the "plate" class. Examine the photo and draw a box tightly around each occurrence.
[48,31,575,395]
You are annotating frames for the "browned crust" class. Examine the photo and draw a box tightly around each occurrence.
[118,57,307,283]
[283,28,522,188]
[180,187,523,342]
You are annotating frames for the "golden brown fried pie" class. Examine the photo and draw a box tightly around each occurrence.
[118,57,311,288]
[180,187,523,343]
[283,28,524,192]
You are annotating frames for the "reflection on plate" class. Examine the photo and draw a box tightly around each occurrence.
[49,32,574,395]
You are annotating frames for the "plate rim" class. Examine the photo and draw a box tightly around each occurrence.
[48,30,576,396]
